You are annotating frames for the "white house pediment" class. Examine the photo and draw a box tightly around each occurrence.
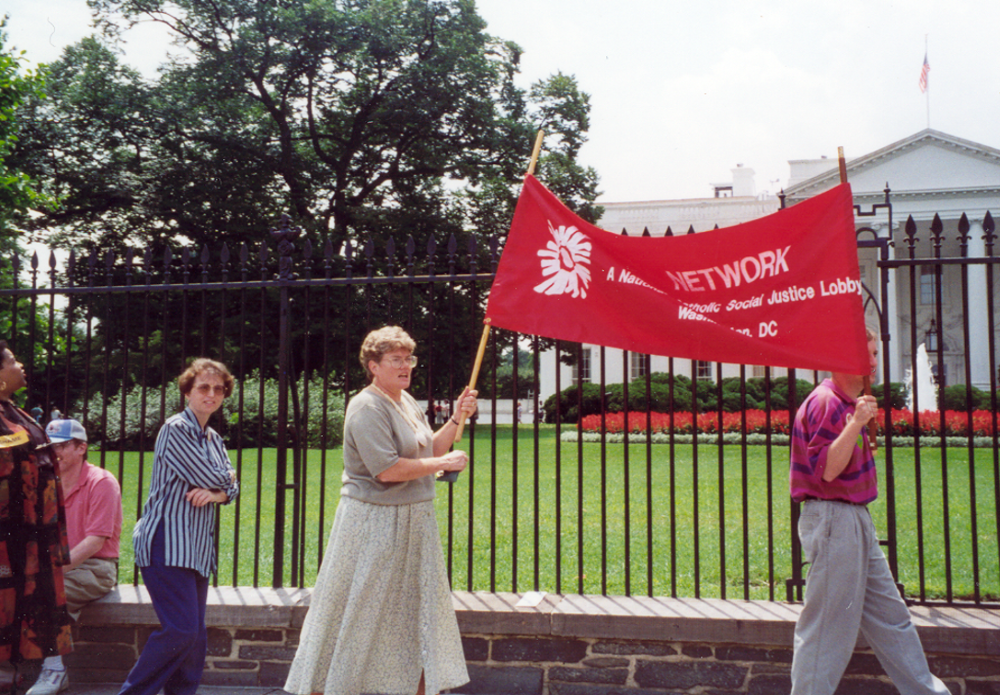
[786,129,1000,201]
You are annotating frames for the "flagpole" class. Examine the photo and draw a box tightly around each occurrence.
[454,130,546,442]
[839,146,878,452]
[925,35,930,129]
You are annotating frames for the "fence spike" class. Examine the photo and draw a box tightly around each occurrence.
[930,213,943,237]
[958,213,971,256]
[904,215,918,253]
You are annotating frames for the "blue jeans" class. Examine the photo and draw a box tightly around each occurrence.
[118,526,209,695]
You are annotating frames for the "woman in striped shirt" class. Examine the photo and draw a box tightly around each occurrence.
[119,359,239,695]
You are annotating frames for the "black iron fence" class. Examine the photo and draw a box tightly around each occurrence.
[2,208,998,607]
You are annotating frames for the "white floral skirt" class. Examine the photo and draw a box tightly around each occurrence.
[284,496,469,695]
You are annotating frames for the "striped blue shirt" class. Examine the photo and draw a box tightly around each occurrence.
[132,407,239,577]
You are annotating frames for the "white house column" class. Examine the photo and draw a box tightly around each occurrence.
[882,224,902,385]
[967,219,991,389]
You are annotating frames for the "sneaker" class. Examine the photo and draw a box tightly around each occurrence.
[0,670,15,695]
[26,668,68,695]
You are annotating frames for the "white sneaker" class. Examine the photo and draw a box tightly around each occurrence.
[26,668,68,695]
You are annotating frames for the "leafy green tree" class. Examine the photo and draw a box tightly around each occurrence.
[529,72,602,224]
[16,1,599,250]
[0,22,80,412]
[0,20,53,234]
[10,0,601,401]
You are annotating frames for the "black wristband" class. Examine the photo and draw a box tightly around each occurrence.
[449,417,460,426]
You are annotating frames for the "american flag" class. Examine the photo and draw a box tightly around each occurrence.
[919,53,930,93]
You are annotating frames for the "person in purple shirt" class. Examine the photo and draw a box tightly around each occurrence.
[789,328,948,695]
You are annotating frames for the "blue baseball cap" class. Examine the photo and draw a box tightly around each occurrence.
[45,419,88,444]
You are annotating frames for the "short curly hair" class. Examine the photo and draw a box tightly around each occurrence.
[359,326,416,382]
[178,358,235,398]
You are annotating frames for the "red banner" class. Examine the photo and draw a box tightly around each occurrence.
[485,175,870,374]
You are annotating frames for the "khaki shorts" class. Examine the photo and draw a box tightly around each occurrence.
[64,557,118,620]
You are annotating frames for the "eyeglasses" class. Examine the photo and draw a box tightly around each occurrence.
[383,355,418,369]
[194,384,226,395]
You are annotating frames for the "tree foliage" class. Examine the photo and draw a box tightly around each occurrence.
[14,0,600,254]
[7,0,601,402]
[0,19,54,235]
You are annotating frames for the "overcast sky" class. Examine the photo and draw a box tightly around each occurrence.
[5,0,999,203]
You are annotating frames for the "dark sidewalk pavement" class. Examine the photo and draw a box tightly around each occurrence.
[64,686,287,695]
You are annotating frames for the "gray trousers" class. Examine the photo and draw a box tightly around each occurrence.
[790,500,949,695]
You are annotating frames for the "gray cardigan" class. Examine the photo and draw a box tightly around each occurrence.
[340,388,436,505]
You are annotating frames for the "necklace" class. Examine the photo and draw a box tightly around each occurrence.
[367,383,431,448]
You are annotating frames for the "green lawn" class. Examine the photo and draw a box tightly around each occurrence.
[100,425,999,602]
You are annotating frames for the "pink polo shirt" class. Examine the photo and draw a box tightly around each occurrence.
[63,460,123,559]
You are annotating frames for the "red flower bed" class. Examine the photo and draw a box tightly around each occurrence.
[875,408,1000,437]
[581,408,1000,438]
[580,410,790,436]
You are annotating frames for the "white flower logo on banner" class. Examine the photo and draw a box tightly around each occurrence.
[534,220,592,299]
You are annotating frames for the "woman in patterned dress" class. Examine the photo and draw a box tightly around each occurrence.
[284,326,477,695]
[0,342,73,692]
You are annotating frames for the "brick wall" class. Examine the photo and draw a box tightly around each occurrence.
[68,587,1000,695]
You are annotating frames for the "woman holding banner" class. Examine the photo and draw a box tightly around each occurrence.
[284,326,476,695]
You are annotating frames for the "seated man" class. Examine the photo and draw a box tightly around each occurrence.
[28,419,122,695]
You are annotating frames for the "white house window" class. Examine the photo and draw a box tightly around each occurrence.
[920,266,938,305]
[630,352,648,380]
[573,347,592,384]
[695,360,713,381]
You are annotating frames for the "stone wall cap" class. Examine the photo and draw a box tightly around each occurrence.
[78,587,998,655]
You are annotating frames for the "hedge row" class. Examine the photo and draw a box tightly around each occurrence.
[542,374,815,424]
[544,374,1000,425]
[78,372,346,450]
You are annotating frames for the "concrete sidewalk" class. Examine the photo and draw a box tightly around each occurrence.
[64,686,288,695]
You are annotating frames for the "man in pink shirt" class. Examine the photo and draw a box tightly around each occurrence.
[789,329,947,695]
[28,420,122,695]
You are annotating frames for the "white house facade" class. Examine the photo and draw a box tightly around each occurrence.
[784,129,1000,391]
[534,130,1000,405]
